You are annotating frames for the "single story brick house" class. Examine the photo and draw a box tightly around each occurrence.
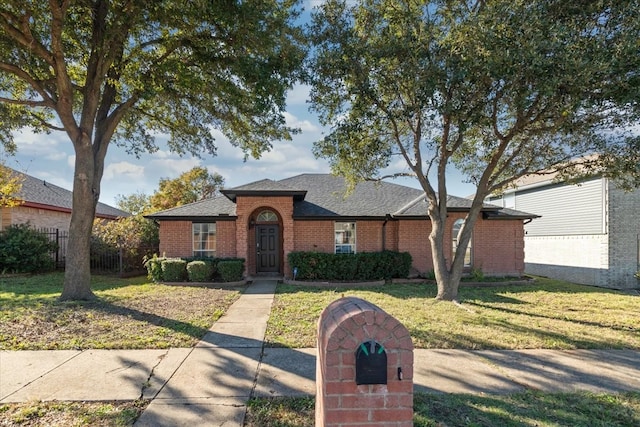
[1,167,128,232]
[147,174,538,280]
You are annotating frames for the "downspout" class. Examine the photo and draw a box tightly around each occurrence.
[382,214,394,251]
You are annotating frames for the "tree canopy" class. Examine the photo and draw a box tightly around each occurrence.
[0,0,305,299]
[149,166,225,211]
[307,0,640,300]
[0,162,23,207]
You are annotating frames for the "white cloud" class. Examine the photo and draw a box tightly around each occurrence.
[286,84,312,106]
[103,161,145,180]
[148,157,201,178]
[284,112,320,133]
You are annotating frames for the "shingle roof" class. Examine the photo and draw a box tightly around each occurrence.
[10,168,128,218]
[147,173,538,220]
[146,194,237,219]
[281,174,426,217]
[221,179,306,201]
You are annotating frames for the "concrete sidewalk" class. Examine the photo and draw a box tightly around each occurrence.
[2,279,639,426]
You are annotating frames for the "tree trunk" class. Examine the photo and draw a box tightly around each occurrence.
[429,207,461,301]
[428,196,480,302]
[60,141,99,301]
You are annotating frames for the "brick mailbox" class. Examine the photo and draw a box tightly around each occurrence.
[316,297,414,427]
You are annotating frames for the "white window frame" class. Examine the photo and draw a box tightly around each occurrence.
[193,223,216,258]
[335,222,356,254]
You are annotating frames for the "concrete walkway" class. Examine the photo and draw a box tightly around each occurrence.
[2,279,640,426]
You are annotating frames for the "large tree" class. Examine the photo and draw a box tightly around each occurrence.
[149,166,225,211]
[0,1,305,299]
[308,0,640,301]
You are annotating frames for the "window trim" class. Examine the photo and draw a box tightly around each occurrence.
[192,222,217,258]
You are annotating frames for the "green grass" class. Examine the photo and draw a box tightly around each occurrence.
[266,278,640,349]
[245,392,640,427]
[0,400,148,426]
[0,272,244,350]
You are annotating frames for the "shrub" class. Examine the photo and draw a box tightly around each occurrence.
[0,224,57,273]
[287,251,412,281]
[187,260,214,282]
[217,260,244,282]
[161,258,187,282]
[144,254,165,282]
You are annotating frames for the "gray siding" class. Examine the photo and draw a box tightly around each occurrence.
[518,178,605,236]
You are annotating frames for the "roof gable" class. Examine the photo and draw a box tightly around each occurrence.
[221,178,306,202]
[9,168,128,218]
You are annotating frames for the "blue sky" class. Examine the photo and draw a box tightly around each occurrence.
[6,2,477,208]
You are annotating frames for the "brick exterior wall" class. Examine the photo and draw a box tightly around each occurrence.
[216,220,237,258]
[2,205,71,231]
[316,297,414,427]
[158,221,193,257]
[157,196,528,278]
[294,220,334,252]
[606,184,640,289]
[235,196,295,276]
[473,217,525,276]
[397,219,432,274]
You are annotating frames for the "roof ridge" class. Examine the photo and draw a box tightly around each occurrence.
[392,193,425,216]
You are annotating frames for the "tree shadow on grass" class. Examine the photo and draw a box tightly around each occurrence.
[414,391,640,427]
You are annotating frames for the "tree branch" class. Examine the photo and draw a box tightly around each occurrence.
[0,9,55,65]
[0,95,48,108]
[0,62,55,106]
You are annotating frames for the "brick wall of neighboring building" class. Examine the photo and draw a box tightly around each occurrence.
[605,183,640,289]
[3,206,72,231]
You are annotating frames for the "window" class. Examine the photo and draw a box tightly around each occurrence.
[257,210,278,222]
[452,219,472,267]
[193,223,216,257]
[335,222,356,254]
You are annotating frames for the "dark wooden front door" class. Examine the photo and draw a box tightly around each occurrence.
[256,225,280,273]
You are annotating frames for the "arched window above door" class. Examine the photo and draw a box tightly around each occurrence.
[256,210,278,222]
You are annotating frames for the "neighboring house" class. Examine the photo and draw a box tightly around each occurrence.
[147,174,538,280]
[0,167,128,232]
[487,175,640,290]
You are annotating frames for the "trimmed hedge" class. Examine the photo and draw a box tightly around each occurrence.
[187,260,214,282]
[217,260,244,282]
[144,255,244,282]
[161,259,187,282]
[288,250,412,281]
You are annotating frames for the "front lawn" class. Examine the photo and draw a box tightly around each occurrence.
[245,391,640,427]
[0,400,148,426]
[265,278,640,349]
[0,273,244,350]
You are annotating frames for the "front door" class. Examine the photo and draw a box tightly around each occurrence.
[256,225,280,273]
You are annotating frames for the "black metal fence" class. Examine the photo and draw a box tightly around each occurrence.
[38,228,156,276]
